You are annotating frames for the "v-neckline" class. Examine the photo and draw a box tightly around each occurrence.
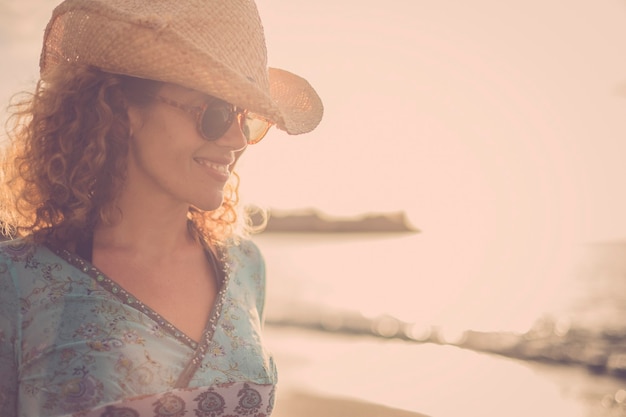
[47,243,231,353]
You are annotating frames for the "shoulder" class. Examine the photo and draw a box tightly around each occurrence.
[222,238,265,271]
[221,237,267,291]
[221,238,269,320]
[0,238,67,293]
[0,238,40,294]
[0,237,52,267]
[230,237,263,256]
[0,239,33,324]
[0,238,35,268]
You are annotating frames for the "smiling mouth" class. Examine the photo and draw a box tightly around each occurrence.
[195,158,231,175]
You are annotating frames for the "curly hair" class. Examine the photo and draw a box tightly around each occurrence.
[0,64,254,247]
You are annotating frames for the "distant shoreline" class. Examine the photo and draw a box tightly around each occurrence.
[0,208,420,237]
[265,310,626,382]
[257,208,420,234]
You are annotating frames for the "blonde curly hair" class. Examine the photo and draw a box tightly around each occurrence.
[0,64,254,247]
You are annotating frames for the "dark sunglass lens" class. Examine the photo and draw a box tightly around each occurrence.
[200,102,233,140]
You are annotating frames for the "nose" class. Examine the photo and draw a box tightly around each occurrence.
[216,116,248,151]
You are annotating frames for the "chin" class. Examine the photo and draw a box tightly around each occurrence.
[191,195,225,212]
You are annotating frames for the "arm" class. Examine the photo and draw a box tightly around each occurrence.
[249,241,268,325]
[257,253,267,325]
[0,258,19,417]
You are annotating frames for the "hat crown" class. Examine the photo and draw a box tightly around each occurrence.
[42,0,269,91]
[117,0,268,87]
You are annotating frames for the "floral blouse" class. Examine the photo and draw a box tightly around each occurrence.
[0,238,277,417]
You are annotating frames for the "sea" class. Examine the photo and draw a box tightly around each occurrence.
[255,232,626,335]
[253,231,626,417]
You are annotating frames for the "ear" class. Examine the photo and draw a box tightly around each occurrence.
[126,104,146,138]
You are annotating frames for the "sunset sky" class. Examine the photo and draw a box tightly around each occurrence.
[244,0,626,248]
[3,0,626,248]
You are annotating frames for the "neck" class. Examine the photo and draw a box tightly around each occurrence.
[93,186,198,259]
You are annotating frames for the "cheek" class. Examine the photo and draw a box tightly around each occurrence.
[132,113,188,159]
[129,118,185,176]
[130,104,185,144]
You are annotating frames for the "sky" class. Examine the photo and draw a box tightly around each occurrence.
[2,0,626,249]
[245,0,626,248]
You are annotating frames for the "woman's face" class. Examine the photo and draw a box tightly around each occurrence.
[124,83,248,212]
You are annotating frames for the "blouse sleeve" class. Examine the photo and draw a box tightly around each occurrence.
[240,239,269,326]
[0,256,19,417]
[256,249,268,325]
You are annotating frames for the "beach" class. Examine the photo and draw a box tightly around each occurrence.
[273,390,429,417]
[253,232,626,417]
[264,326,626,417]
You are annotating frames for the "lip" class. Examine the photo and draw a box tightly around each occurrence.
[194,157,233,182]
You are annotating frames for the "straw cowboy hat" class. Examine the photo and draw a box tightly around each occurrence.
[40,0,323,135]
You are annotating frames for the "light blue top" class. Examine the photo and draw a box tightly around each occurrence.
[0,238,277,417]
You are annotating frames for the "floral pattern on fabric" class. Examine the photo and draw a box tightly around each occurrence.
[70,381,274,417]
[0,238,277,417]
[152,393,186,417]
[194,388,227,417]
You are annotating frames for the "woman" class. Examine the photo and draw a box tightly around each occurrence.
[0,0,323,416]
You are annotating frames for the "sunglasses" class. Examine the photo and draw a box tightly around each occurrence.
[152,95,273,144]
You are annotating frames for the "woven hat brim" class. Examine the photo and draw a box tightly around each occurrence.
[269,68,324,134]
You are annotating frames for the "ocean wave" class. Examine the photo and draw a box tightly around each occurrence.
[265,306,626,381]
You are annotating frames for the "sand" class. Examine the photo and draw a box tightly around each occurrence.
[272,389,429,417]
